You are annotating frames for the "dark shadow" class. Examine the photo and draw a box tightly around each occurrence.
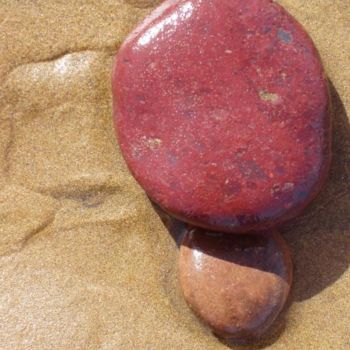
[151,201,187,246]
[281,81,350,301]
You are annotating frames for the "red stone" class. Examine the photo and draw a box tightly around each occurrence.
[113,0,331,232]
[179,228,293,341]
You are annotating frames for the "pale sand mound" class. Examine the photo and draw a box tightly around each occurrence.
[0,1,349,349]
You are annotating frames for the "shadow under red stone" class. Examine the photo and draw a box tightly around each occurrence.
[281,81,350,302]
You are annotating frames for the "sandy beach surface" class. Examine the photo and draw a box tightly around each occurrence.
[0,1,349,349]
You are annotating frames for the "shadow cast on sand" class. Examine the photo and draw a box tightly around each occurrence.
[153,81,350,349]
[281,81,350,301]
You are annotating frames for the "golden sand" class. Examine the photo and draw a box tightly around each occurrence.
[0,1,348,349]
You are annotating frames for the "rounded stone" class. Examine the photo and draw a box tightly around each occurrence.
[178,228,293,342]
[113,0,331,232]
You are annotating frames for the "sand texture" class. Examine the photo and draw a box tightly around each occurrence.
[0,1,349,349]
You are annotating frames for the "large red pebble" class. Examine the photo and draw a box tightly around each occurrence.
[113,0,331,232]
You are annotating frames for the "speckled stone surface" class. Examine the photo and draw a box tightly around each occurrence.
[0,1,349,349]
[179,229,292,342]
[113,0,331,232]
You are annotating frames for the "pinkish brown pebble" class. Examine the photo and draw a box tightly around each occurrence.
[179,228,292,342]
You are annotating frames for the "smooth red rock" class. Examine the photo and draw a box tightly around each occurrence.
[113,0,331,232]
[178,228,292,341]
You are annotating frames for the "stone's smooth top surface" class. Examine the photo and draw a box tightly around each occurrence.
[113,0,331,232]
[179,228,293,342]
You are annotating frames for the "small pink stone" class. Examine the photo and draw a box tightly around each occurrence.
[179,228,293,341]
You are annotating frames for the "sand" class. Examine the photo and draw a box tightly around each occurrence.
[0,1,348,349]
